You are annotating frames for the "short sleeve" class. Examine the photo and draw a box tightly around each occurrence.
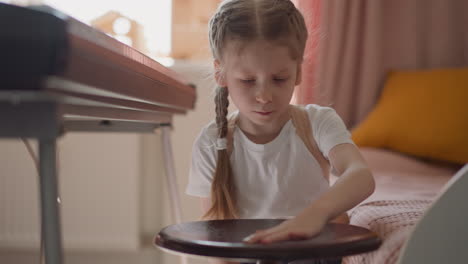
[185,124,218,197]
[306,105,355,159]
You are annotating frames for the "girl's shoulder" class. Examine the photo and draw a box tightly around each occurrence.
[303,104,339,122]
[194,111,239,149]
[195,120,218,147]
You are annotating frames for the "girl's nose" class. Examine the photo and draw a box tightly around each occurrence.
[255,84,272,104]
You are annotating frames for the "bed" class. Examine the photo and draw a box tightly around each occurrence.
[343,147,461,264]
[341,67,468,263]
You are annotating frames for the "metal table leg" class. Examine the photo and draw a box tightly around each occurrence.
[39,139,63,264]
[160,125,187,264]
[0,100,64,264]
[160,125,183,224]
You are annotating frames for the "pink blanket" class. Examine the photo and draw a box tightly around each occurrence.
[343,200,432,264]
[342,148,459,264]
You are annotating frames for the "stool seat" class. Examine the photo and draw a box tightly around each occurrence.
[155,219,381,262]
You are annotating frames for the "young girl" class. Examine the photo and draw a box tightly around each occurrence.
[186,0,375,263]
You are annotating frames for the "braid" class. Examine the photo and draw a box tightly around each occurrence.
[209,7,232,60]
[277,0,297,16]
[204,86,238,220]
[215,86,229,138]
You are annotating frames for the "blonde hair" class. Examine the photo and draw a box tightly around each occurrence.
[204,0,308,220]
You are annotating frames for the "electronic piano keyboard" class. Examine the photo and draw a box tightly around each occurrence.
[0,3,196,121]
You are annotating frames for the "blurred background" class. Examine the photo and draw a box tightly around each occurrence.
[0,0,466,264]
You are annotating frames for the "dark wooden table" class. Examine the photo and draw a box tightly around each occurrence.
[155,219,382,263]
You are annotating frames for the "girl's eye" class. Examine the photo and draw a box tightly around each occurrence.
[240,79,255,83]
[274,77,288,82]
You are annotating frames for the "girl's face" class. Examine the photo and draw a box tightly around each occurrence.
[215,40,302,135]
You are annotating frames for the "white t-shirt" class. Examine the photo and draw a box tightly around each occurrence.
[186,104,354,219]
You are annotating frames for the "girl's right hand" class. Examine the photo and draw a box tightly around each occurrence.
[244,207,328,244]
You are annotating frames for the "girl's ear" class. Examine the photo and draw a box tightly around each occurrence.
[295,64,302,86]
[214,59,227,87]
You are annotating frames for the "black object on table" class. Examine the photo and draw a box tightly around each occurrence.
[155,219,382,264]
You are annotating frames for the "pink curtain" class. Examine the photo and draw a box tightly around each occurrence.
[291,0,321,105]
[294,0,468,128]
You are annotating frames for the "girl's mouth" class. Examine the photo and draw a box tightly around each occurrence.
[255,111,273,116]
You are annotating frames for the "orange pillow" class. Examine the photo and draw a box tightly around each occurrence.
[352,67,468,164]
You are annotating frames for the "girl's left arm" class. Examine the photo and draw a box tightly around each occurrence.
[313,143,375,221]
[245,143,375,244]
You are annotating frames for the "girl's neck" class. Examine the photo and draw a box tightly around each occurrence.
[240,129,282,144]
[237,112,290,144]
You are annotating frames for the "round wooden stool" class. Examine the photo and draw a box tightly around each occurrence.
[155,219,381,263]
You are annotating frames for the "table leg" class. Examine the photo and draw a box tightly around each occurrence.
[160,126,183,224]
[39,139,63,264]
[160,126,187,264]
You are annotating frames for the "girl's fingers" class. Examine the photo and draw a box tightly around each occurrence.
[243,223,296,243]
[244,230,269,243]
[243,227,283,243]
[261,231,308,244]
[260,231,291,244]
[244,235,258,243]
